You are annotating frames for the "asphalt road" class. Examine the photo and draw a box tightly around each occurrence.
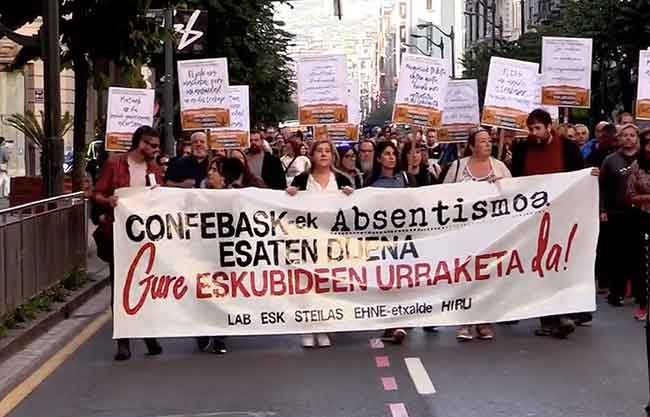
[5,296,650,417]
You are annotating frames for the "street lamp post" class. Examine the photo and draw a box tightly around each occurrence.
[402,42,430,57]
[42,0,63,196]
[415,23,455,78]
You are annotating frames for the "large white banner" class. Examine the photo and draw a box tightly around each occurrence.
[392,53,449,128]
[482,57,539,131]
[541,37,592,108]
[296,54,348,125]
[113,170,598,338]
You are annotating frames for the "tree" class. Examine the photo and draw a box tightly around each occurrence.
[3,111,73,177]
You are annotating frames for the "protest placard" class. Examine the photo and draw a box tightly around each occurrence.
[534,74,560,121]
[392,54,449,128]
[177,58,230,130]
[541,37,592,108]
[441,79,480,142]
[637,50,650,120]
[297,54,348,125]
[208,85,250,149]
[113,170,597,338]
[482,57,539,131]
[313,124,360,143]
[105,87,155,152]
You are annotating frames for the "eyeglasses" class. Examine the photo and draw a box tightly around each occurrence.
[344,153,357,159]
[144,140,160,149]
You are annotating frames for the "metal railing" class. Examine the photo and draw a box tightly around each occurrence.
[0,192,87,316]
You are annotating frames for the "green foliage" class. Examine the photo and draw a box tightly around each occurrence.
[0,266,86,337]
[3,111,73,150]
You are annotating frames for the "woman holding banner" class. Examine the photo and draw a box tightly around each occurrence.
[287,139,353,348]
[366,141,413,344]
[442,128,511,341]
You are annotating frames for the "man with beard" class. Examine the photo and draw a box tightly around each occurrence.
[166,132,210,188]
[357,139,376,177]
[511,109,595,339]
[93,126,164,360]
[247,131,286,190]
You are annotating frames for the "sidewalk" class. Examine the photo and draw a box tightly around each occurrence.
[0,229,111,399]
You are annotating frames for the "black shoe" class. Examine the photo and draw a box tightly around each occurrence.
[608,295,624,307]
[575,312,593,326]
[114,339,131,361]
[144,338,163,356]
[551,318,575,339]
[207,337,227,355]
[422,326,438,333]
[196,336,210,352]
[535,327,552,337]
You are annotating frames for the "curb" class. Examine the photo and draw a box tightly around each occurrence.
[0,268,109,364]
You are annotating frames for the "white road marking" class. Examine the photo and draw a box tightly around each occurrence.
[404,357,436,395]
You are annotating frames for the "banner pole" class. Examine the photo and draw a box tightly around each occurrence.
[643,232,650,416]
[497,128,505,161]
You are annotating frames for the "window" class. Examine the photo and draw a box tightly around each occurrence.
[400,25,406,43]
[400,2,407,18]
[426,0,433,10]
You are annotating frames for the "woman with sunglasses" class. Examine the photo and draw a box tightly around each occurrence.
[443,128,511,342]
[286,139,353,348]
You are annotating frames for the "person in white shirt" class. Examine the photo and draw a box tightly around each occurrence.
[287,139,353,348]
[281,138,311,186]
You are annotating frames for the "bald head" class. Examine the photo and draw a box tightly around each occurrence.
[190,131,208,160]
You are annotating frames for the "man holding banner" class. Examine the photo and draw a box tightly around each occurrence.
[512,109,595,338]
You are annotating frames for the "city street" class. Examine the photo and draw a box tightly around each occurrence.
[3,289,649,417]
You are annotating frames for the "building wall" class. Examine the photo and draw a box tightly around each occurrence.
[0,72,26,176]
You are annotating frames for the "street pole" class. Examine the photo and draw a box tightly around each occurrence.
[520,0,526,37]
[42,0,63,197]
[491,0,496,48]
[450,25,456,79]
[163,7,176,156]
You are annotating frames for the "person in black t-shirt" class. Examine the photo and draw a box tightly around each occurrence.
[166,132,210,188]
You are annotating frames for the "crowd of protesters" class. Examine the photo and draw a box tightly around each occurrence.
[90,108,650,360]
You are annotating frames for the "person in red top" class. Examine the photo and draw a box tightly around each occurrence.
[511,109,597,339]
[93,126,164,361]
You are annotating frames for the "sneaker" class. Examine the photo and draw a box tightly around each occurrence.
[207,337,227,354]
[575,313,593,327]
[535,327,552,337]
[380,329,395,343]
[456,327,473,342]
[301,333,316,348]
[607,294,624,307]
[392,329,407,345]
[316,333,331,347]
[634,308,648,321]
[476,324,494,340]
[551,318,575,339]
